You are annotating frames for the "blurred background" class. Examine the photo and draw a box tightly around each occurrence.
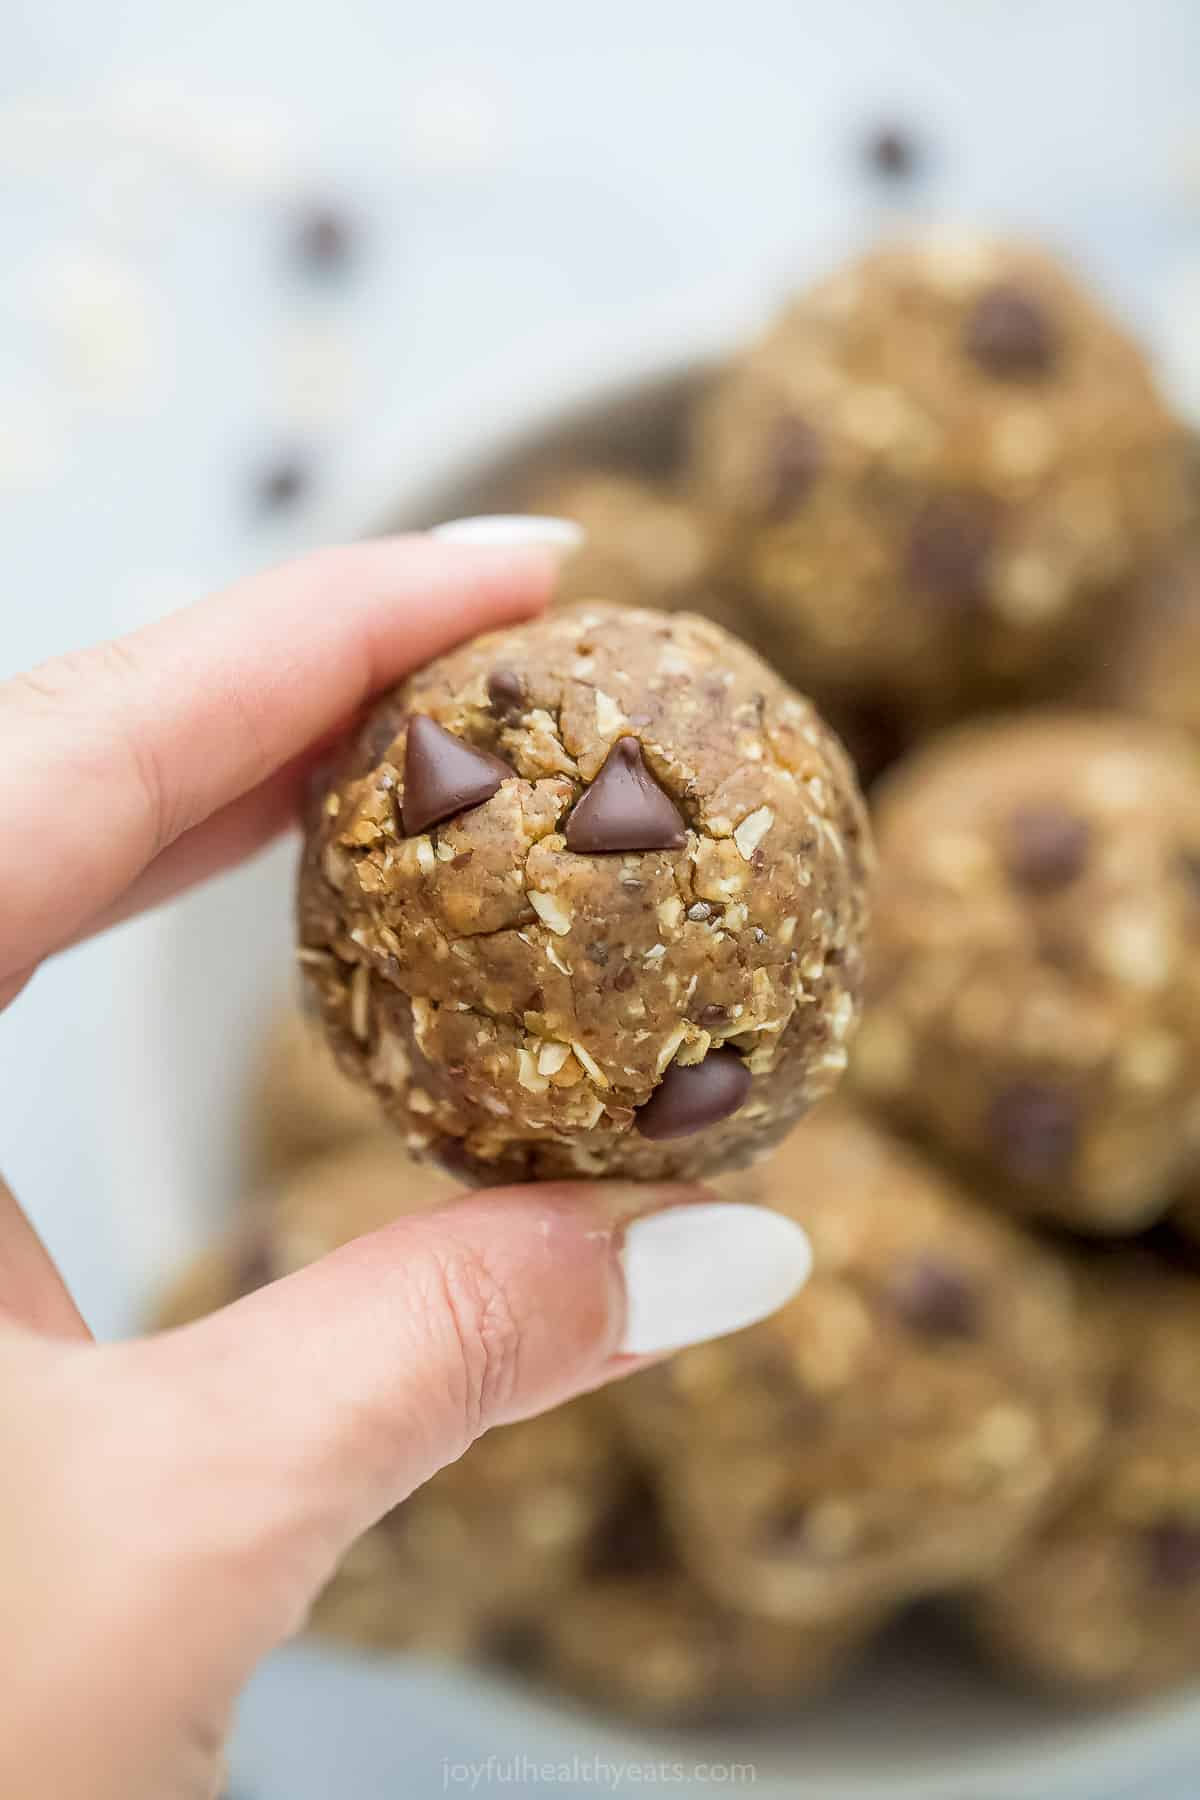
[4,2,1200,1795]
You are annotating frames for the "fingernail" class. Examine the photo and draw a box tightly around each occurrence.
[430,514,585,550]
[618,1203,812,1356]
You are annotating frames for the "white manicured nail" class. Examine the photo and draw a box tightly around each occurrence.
[431,514,584,550]
[618,1203,812,1356]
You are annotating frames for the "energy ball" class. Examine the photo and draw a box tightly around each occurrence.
[612,1106,1098,1624]
[854,714,1200,1231]
[527,469,724,616]
[692,233,1188,734]
[153,1141,627,1656]
[299,603,871,1183]
[971,1257,1200,1699]
[246,1003,381,1181]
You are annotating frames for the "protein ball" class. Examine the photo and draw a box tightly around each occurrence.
[692,233,1188,735]
[526,469,726,616]
[612,1106,1099,1624]
[854,714,1200,1231]
[970,1255,1200,1699]
[298,602,871,1183]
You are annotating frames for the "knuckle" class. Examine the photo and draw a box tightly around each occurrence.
[427,1236,524,1447]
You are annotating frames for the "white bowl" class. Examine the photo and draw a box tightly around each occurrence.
[112,350,1200,1800]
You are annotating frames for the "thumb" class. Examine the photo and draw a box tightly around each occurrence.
[1,1181,808,1799]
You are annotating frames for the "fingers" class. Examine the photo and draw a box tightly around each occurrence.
[0,1183,809,1799]
[0,1174,91,1340]
[102,1184,809,1658]
[0,535,561,986]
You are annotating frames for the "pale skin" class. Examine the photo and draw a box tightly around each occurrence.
[0,538,705,1800]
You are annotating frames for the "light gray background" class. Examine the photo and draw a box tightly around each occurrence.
[3,3,1200,1795]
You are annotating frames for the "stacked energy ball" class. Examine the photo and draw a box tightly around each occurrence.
[160,229,1200,1716]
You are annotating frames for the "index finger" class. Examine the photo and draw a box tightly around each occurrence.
[0,532,565,983]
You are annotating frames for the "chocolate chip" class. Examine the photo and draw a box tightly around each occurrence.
[564,736,687,854]
[486,668,525,716]
[756,1500,810,1555]
[235,1234,274,1296]
[524,987,544,1013]
[907,496,994,611]
[988,1081,1078,1183]
[254,453,310,514]
[479,1618,546,1674]
[865,123,920,179]
[964,284,1057,378]
[1144,1520,1200,1586]
[613,966,635,992]
[1177,851,1200,896]
[293,203,355,273]
[401,715,512,835]
[1005,807,1091,893]
[635,1050,752,1141]
[585,1472,673,1581]
[698,1003,727,1027]
[887,1255,977,1337]
[765,415,823,518]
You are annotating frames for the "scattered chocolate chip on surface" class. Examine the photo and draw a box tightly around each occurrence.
[635,1051,752,1140]
[401,715,512,835]
[254,453,311,514]
[564,735,687,854]
[864,123,920,180]
[293,202,356,274]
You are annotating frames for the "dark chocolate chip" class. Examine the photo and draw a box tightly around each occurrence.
[293,203,355,273]
[964,284,1057,378]
[360,709,404,766]
[564,736,687,854]
[765,415,823,518]
[887,1255,977,1337]
[479,1618,545,1675]
[584,1472,673,1581]
[235,1234,275,1297]
[1177,851,1200,896]
[635,1050,752,1141]
[865,123,920,179]
[1144,1520,1200,1586]
[988,1081,1079,1183]
[401,715,512,835]
[756,1500,810,1555]
[906,495,994,611]
[1005,806,1091,893]
[486,668,525,716]
[254,453,310,514]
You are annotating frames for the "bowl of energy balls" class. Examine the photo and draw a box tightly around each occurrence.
[142,227,1200,1797]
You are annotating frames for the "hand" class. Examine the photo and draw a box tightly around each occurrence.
[0,528,810,1800]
